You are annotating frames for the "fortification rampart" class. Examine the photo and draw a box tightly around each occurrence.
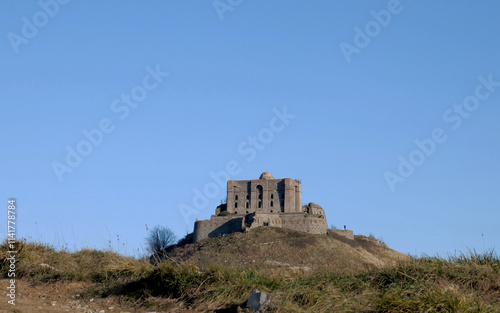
[329,229,355,240]
[250,213,327,234]
[193,216,245,243]
[192,172,335,242]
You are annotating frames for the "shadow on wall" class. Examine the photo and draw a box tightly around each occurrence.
[208,217,245,238]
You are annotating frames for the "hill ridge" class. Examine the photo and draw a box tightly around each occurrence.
[169,226,409,275]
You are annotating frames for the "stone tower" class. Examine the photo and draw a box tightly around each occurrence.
[224,172,302,215]
[193,172,328,242]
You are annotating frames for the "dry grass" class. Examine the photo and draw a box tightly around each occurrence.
[168,227,408,276]
[0,240,148,283]
[2,231,499,312]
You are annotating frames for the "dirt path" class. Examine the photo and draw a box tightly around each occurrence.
[0,279,164,313]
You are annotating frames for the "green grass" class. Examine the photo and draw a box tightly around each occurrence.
[2,240,499,312]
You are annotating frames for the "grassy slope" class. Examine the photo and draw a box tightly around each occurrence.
[1,228,499,312]
[169,227,409,275]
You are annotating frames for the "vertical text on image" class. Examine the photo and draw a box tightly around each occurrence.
[7,199,17,305]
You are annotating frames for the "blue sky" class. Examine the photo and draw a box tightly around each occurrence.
[1,1,499,257]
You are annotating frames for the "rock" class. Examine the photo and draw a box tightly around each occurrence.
[40,263,59,271]
[246,289,270,312]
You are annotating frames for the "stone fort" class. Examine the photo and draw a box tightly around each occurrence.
[193,172,330,242]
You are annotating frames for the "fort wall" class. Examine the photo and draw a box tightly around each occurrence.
[193,216,245,243]
[226,175,302,215]
[192,172,334,242]
[250,213,328,235]
[329,229,355,240]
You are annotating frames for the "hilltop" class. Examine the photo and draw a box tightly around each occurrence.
[169,227,408,275]
[1,228,499,312]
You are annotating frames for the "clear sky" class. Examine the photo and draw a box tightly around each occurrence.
[2,1,499,257]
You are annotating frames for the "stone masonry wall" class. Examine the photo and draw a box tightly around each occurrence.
[193,202,329,242]
[194,213,328,242]
[329,229,355,240]
[192,172,330,242]
[193,216,245,242]
[226,178,302,214]
[251,213,328,235]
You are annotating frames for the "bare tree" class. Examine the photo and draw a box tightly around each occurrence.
[146,225,177,260]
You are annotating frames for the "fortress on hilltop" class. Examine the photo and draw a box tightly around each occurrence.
[193,172,338,242]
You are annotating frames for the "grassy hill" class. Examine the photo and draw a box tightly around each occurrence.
[1,227,499,312]
[169,227,408,275]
